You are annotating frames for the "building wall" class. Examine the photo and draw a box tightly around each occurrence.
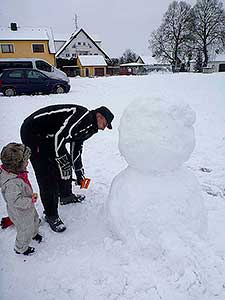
[77,60,106,77]
[0,40,55,65]
[59,31,105,59]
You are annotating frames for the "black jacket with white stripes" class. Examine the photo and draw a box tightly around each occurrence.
[21,104,98,177]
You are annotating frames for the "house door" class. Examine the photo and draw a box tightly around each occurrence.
[219,64,225,72]
[94,68,104,76]
[85,68,90,77]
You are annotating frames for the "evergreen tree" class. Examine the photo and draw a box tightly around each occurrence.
[120,49,137,64]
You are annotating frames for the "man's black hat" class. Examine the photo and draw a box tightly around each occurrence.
[96,106,114,129]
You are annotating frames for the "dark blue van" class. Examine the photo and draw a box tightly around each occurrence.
[0,68,70,96]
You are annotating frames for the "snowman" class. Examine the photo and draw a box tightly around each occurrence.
[105,97,225,299]
[106,96,208,256]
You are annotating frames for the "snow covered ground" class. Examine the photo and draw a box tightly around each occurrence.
[0,72,225,300]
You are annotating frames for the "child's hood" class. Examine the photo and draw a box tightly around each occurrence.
[0,168,18,188]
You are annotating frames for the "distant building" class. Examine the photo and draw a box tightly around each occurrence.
[136,55,158,65]
[0,23,56,65]
[189,53,225,73]
[207,53,225,72]
[77,55,107,77]
[56,28,109,59]
[119,62,145,75]
[137,55,171,72]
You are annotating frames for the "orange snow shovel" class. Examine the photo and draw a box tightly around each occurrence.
[80,178,91,189]
[72,178,91,189]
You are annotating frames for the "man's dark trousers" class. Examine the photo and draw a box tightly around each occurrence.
[21,124,72,217]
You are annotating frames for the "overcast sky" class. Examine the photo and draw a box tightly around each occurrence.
[1,0,225,57]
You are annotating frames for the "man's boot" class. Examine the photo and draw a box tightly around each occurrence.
[45,216,66,232]
[60,194,85,205]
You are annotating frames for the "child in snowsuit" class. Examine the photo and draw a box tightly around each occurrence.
[0,143,42,255]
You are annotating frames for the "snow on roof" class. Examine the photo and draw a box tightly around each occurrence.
[139,55,157,65]
[78,55,107,66]
[0,25,56,53]
[54,33,70,42]
[120,62,145,67]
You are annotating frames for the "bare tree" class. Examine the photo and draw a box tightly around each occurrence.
[149,1,194,71]
[192,0,225,66]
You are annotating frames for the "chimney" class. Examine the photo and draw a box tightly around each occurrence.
[10,23,17,31]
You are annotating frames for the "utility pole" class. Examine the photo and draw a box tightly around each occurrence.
[73,13,79,31]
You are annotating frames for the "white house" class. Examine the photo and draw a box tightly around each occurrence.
[136,55,158,65]
[207,53,225,72]
[56,28,109,59]
[136,55,171,72]
[190,53,225,73]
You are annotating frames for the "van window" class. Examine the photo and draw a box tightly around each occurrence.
[0,61,32,72]
[36,60,52,72]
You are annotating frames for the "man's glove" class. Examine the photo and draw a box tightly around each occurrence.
[75,169,85,187]
[56,154,72,180]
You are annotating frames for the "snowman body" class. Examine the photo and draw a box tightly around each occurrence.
[106,97,207,251]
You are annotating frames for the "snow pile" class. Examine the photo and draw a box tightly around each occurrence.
[106,96,223,298]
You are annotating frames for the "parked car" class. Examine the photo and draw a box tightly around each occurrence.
[0,68,70,96]
[0,58,69,82]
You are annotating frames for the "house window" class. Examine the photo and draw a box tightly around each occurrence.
[83,42,86,46]
[1,44,14,53]
[78,42,81,45]
[32,44,44,53]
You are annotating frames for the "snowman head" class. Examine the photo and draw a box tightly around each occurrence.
[119,97,196,172]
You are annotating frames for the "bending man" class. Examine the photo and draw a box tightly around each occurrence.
[20,104,114,232]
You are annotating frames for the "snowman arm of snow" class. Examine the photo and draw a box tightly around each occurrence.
[70,141,84,179]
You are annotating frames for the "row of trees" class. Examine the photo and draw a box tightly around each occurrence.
[149,0,225,71]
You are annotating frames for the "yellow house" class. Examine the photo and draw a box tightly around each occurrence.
[0,23,56,65]
[77,55,107,77]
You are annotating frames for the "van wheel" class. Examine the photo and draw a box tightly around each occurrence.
[54,85,65,94]
[3,87,16,96]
